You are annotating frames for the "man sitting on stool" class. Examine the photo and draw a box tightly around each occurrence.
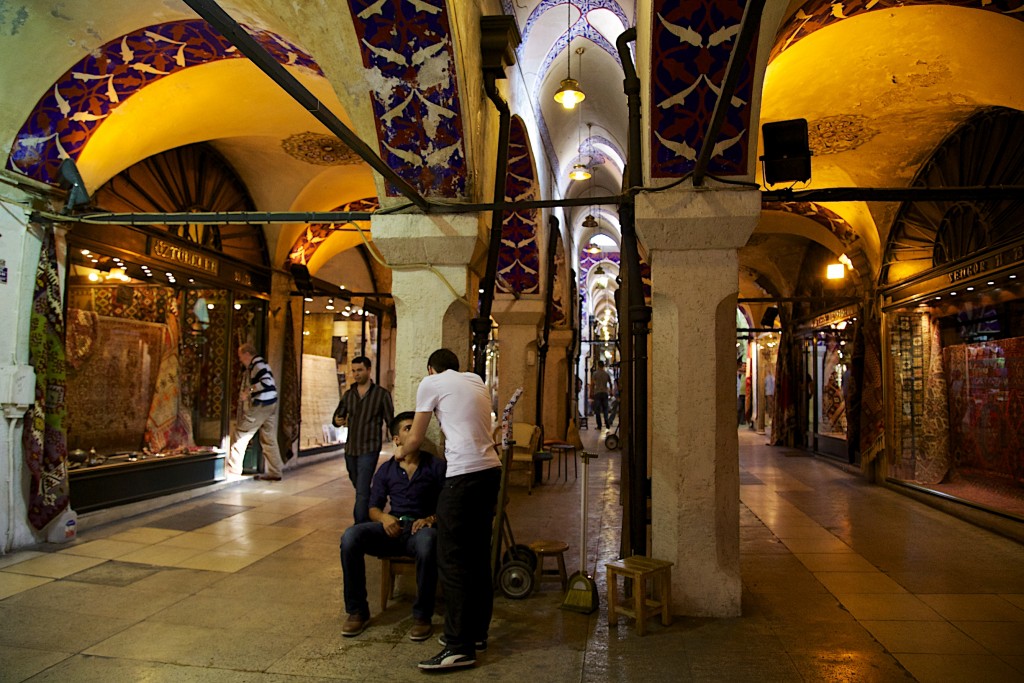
[340,411,446,641]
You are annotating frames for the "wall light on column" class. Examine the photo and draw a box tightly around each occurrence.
[826,263,845,280]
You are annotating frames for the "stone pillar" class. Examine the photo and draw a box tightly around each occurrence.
[371,214,483,414]
[491,296,544,425]
[637,188,759,617]
[543,328,574,441]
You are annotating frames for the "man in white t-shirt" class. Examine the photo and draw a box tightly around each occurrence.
[397,348,501,671]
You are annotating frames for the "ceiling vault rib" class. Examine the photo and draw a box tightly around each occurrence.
[181,0,431,213]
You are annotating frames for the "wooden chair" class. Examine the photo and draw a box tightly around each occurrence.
[494,423,542,493]
[379,555,415,611]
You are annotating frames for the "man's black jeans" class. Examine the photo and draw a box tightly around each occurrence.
[435,467,501,654]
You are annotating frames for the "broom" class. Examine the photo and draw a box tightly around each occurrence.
[562,450,599,613]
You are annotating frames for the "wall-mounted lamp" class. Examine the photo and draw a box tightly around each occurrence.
[826,263,846,280]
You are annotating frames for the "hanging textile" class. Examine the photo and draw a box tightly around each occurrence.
[857,301,885,467]
[770,325,799,447]
[23,226,70,530]
[144,297,193,452]
[277,302,300,463]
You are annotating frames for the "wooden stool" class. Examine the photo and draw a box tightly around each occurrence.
[529,539,569,591]
[605,555,673,636]
[379,556,415,611]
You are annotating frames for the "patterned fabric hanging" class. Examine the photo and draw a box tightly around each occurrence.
[277,303,300,463]
[23,226,70,530]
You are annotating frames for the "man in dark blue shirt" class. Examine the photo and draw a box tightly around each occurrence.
[340,411,446,642]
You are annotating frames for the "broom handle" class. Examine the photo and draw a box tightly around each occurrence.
[578,451,598,575]
[579,450,587,574]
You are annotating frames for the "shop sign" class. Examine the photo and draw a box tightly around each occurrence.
[232,270,252,287]
[948,244,1024,284]
[812,304,858,329]
[149,238,219,276]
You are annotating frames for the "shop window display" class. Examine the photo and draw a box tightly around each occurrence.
[299,303,381,451]
[887,302,1024,518]
[65,268,265,469]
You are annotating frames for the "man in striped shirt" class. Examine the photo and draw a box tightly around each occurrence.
[333,356,394,523]
[228,343,284,481]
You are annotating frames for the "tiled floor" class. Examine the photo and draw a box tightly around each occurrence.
[0,429,1022,682]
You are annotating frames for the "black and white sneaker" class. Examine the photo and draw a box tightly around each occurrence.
[438,634,487,651]
[417,647,475,670]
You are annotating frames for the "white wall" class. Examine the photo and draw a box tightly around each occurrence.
[0,200,45,553]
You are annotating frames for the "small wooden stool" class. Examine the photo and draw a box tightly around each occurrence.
[529,539,569,591]
[605,555,673,636]
[379,556,416,610]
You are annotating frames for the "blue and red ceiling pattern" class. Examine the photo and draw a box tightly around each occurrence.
[8,20,320,185]
[285,198,381,267]
[496,117,541,295]
[649,0,756,178]
[347,0,467,198]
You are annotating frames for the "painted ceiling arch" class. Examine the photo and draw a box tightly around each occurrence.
[758,4,1024,277]
[649,0,758,178]
[7,19,321,186]
[497,116,542,295]
[771,0,1024,62]
[346,0,468,198]
[284,197,380,269]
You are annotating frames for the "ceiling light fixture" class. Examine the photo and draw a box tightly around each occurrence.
[553,8,585,110]
[569,163,591,181]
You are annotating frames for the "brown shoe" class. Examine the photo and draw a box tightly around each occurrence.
[253,474,281,481]
[342,613,368,637]
[409,618,433,642]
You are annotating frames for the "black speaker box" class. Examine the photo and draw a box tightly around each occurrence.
[760,119,811,185]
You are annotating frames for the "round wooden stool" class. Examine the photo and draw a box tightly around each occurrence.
[529,539,569,592]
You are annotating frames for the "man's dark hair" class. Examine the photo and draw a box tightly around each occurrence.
[351,355,371,369]
[427,348,459,373]
[389,411,415,436]
[598,360,605,368]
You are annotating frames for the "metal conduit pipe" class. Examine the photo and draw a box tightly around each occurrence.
[617,27,650,557]
[534,216,560,432]
[182,0,430,212]
[473,71,512,379]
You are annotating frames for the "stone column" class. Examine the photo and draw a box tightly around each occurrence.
[543,328,575,441]
[491,295,544,425]
[637,188,759,617]
[371,214,483,414]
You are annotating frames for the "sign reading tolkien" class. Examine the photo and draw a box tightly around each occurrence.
[149,238,219,276]
[812,305,858,329]
[948,244,1024,284]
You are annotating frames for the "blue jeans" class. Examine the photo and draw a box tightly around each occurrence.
[346,451,379,524]
[592,392,611,429]
[340,521,438,620]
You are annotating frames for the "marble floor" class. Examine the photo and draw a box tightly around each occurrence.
[1,429,1022,682]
